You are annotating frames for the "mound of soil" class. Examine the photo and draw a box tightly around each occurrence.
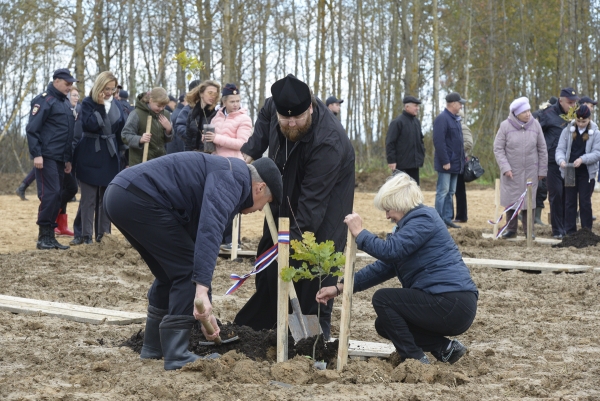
[552,228,600,249]
[122,322,340,366]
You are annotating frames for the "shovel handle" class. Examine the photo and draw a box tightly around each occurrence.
[194,298,222,345]
[142,115,152,163]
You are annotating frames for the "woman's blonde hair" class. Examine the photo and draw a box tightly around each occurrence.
[185,80,221,110]
[373,172,423,214]
[140,87,170,106]
[90,71,118,103]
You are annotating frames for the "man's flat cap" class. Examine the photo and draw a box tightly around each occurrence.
[271,74,312,117]
[53,68,78,82]
[403,95,421,104]
[189,80,201,92]
[252,158,283,205]
[445,92,467,104]
[326,96,344,106]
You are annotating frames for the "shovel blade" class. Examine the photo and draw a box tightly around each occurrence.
[198,335,240,346]
[288,313,321,342]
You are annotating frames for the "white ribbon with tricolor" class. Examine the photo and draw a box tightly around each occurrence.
[225,231,290,295]
[488,181,533,238]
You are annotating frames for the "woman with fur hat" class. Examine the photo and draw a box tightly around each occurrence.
[493,97,548,238]
[555,105,600,234]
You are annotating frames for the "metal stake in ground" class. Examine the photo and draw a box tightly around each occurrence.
[337,228,357,371]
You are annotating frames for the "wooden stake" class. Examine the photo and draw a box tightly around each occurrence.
[142,115,152,163]
[526,179,533,247]
[337,228,357,372]
[277,217,290,362]
[231,214,240,260]
[263,206,278,245]
[493,178,500,239]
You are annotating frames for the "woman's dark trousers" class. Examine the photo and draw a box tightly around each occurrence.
[372,289,477,361]
[564,175,595,234]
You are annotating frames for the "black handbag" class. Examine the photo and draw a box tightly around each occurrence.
[463,156,485,182]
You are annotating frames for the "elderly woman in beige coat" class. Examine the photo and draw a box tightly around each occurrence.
[493,97,548,238]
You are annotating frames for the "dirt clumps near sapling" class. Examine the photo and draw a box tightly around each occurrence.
[552,228,600,249]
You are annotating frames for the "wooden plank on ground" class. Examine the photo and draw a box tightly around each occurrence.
[463,258,592,273]
[481,233,560,245]
[331,337,395,358]
[219,249,256,257]
[0,295,145,325]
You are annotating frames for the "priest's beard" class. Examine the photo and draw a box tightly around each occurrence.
[280,113,312,142]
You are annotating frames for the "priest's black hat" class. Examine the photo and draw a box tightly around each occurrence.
[271,74,312,117]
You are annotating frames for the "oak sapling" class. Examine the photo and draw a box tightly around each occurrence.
[280,232,345,361]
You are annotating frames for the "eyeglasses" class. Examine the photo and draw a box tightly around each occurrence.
[278,109,310,125]
[103,87,117,93]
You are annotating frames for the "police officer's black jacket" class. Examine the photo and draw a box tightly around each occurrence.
[26,83,75,162]
[385,110,425,170]
[538,101,570,165]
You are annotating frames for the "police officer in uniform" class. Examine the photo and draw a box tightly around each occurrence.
[26,68,78,250]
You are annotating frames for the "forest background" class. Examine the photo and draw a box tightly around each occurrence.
[0,0,597,183]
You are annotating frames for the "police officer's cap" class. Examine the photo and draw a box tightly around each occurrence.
[251,158,283,205]
[579,96,597,106]
[52,68,78,83]
[271,74,311,117]
[560,87,579,101]
[222,83,240,96]
[119,90,129,99]
[403,95,422,104]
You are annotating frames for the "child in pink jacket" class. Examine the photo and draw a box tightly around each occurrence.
[204,83,252,160]
[205,83,253,251]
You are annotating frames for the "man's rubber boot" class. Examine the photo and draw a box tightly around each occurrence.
[16,183,28,201]
[49,229,70,250]
[37,225,56,250]
[160,315,219,370]
[534,208,545,225]
[55,213,75,236]
[140,306,168,360]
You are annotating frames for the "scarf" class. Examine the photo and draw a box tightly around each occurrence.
[104,96,113,114]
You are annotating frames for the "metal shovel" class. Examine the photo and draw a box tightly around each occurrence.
[263,207,322,342]
[288,284,322,342]
[194,298,239,346]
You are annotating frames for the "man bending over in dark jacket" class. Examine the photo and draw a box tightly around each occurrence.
[104,153,282,371]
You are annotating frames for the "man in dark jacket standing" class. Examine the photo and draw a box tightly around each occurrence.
[433,92,466,229]
[104,153,282,370]
[385,95,425,184]
[234,74,355,339]
[26,68,78,250]
[538,87,578,238]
